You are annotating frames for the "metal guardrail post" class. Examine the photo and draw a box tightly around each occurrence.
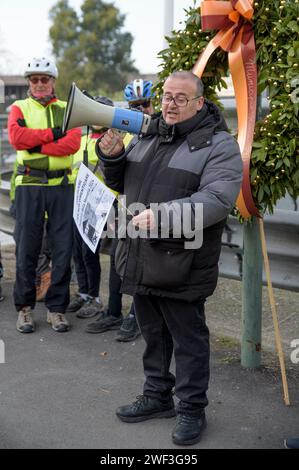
[241,217,263,367]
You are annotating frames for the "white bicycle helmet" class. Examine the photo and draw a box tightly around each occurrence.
[24,57,58,78]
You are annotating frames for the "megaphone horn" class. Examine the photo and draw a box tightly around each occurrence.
[62,83,151,135]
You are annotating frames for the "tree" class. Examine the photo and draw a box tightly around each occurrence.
[49,0,138,98]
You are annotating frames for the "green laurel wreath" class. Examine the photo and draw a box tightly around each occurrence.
[153,0,299,214]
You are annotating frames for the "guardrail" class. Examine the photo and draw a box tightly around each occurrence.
[0,170,14,236]
[1,169,299,292]
[220,210,299,292]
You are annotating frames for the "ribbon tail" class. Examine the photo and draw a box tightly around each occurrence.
[229,26,260,217]
[192,30,227,77]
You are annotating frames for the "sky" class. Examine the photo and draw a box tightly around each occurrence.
[0,0,198,75]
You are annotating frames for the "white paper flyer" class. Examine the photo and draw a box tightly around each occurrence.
[73,164,116,253]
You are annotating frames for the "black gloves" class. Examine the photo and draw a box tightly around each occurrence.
[17,118,26,127]
[17,117,64,147]
[27,145,42,154]
[51,127,65,141]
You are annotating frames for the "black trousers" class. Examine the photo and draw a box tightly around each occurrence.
[12,202,51,277]
[72,224,101,297]
[108,238,122,316]
[134,294,209,416]
[108,238,135,317]
[36,222,51,277]
[14,185,74,313]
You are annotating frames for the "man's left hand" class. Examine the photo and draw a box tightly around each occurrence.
[132,209,155,230]
[27,145,42,154]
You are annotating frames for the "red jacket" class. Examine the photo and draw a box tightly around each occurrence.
[8,99,81,157]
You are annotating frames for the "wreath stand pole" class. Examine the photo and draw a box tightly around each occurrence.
[258,218,290,406]
[241,218,263,368]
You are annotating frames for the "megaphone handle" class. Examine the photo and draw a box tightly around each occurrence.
[104,130,123,154]
[83,149,88,167]
[83,126,90,167]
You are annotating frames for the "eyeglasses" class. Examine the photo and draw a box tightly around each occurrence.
[161,94,202,107]
[29,76,52,84]
[129,100,151,109]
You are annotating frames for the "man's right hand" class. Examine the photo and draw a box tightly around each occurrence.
[98,129,124,157]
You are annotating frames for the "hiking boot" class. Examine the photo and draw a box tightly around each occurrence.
[16,306,35,333]
[76,296,104,319]
[116,395,176,423]
[85,310,123,334]
[47,311,70,332]
[172,412,207,446]
[66,294,86,313]
[116,314,141,342]
[36,270,51,302]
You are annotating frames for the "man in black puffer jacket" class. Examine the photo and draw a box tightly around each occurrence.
[96,71,243,446]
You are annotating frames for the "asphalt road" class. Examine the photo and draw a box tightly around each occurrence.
[0,279,298,450]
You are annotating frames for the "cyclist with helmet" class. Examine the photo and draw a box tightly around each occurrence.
[85,79,155,341]
[8,57,81,334]
[67,96,116,319]
[124,78,154,115]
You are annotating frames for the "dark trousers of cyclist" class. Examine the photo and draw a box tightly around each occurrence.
[107,237,122,316]
[72,224,101,297]
[108,237,135,317]
[11,201,51,277]
[36,223,52,277]
[14,185,74,313]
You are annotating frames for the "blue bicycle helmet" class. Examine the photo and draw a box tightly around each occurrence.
[124,79,154,103]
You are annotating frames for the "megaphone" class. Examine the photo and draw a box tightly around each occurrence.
[62,83,151,135]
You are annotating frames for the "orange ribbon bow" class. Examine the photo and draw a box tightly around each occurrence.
[193,0,259,218]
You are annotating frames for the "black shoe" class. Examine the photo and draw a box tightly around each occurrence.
[284,438,299,449]
[85,311,123,333]
[66,294,85,312]
[116,395,176,423]
[116,315,141,342]
[172,413,207,446]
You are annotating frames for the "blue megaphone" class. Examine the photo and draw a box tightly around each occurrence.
[62,83,151,135]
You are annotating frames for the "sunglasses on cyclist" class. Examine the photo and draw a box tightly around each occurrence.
[28,76,52,84]
[129,100,151,109]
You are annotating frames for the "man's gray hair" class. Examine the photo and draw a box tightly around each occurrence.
[166,71,204,96]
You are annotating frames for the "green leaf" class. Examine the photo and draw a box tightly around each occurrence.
[264,185,271,196]
[250,167,258,181]
[275,159,283,169]
[283,157,291,167]
[258,186,264,203]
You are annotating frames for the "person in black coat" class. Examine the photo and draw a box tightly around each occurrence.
[96,71,243,446]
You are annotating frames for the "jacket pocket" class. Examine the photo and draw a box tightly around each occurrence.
[141,240,194,288]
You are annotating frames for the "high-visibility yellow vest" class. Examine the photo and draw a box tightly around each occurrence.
[72,134,104,181]
[14,97,75,186]
[72,134,118,197]
[123,133,134,148]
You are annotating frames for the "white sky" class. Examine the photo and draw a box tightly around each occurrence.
[0,0,198,74]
